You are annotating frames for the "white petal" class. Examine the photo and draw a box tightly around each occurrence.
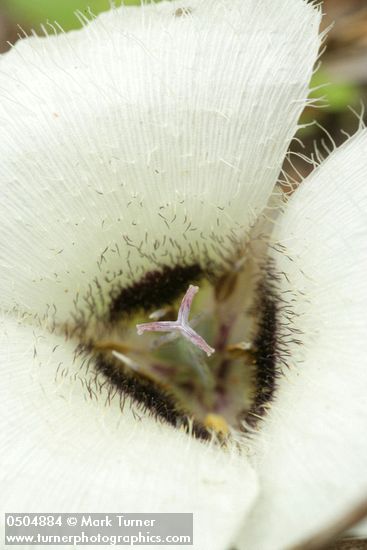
[236,130,367,549]
[0,314,257,550]
[0,0,321,322]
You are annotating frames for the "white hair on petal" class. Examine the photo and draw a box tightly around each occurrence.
[0,0,322,325]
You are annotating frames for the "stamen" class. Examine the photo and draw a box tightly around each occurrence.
[226,342,254,360]
[148,307,173,320]
[136,285,215,357]
[112,350,140,372]
[204,413,229,436]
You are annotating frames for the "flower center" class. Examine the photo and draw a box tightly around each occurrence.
[79,257,279,440]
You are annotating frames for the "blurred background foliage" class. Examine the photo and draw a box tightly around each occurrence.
[0,0,142,33]
[0,0,366,182]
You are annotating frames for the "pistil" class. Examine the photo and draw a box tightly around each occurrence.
[136,285,215,357]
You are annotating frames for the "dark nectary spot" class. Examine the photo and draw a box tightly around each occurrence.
[94,355,211,441]
[245,273,280,426]
[108,264,203,322]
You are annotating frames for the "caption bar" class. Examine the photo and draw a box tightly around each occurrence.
[4,513,193,546]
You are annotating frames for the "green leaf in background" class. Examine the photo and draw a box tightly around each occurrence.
[310,70,360,113]
[298,69,361,136]
[3,0,162,32]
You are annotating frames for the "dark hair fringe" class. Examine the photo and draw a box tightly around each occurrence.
[94,354,211,441]
[108,263,204,322]
[244,257,303,428]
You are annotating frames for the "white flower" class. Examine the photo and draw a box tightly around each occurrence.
[1,1,367,549]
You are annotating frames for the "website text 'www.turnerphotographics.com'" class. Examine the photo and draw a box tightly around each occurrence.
[4,513,193,546]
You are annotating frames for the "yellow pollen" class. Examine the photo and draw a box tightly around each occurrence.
[204,413,229,436]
